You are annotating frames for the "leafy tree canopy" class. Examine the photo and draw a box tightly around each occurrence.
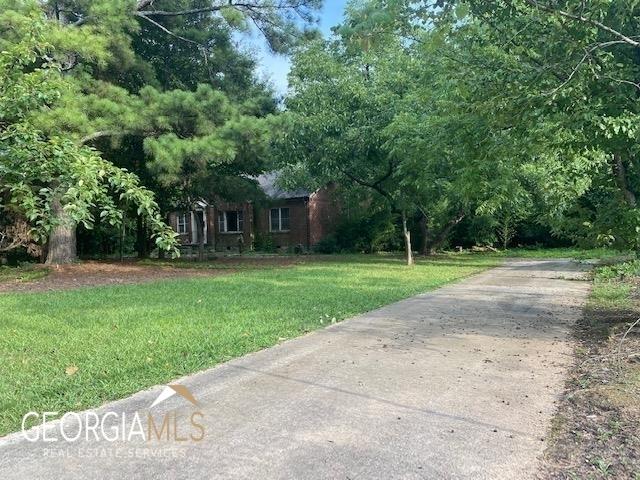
[0,22,178,259]
[0,0,321,262]
[281,0,640,253]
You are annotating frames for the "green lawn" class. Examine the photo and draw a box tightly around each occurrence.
[0,265,49,283]
[0,254,498,436]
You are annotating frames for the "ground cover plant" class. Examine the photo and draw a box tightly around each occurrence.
[542,260,640,479]
[0,265,49,284]
[493,248,633,261]
[0,254,498,436]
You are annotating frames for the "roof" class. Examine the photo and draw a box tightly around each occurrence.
[256,171,311,200]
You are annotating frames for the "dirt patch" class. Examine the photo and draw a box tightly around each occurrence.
[540,292,640,478]
[0,256,307,293]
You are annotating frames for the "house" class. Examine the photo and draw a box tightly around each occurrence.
[168,172,340,253]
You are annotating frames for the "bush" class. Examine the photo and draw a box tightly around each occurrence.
[597,260,640,282]
[254,232,276,253]
[451,215,497,248]
[314,234,340,253]
[314,211,400,253]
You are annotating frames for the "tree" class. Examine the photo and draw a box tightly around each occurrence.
[281,0,552,260]
[141,89,274,260]
[0,0,321,262]
[90,3,279,258]
[315,0,640,254]
[280,34,422,264]
[416,0,640,251]
[0,22,178,263]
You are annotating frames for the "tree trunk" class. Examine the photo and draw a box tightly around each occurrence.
[430,212,466,254]
[196,211,205,262]
[136,215,149,258]
[612,153,637,207]
[45,199,77,264]
[501,217,511,250]
[119,213,126,262]
[402,212,414,266]
[419,212,430,256]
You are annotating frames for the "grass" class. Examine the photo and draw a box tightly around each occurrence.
[0,254,499,437]
[0,265,49,283]
[543,259,640,479]
[589,260,640,312]
[138,258,251,270]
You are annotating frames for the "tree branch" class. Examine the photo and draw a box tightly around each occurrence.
[338,167,396,209]
[137,1,311,17]
[618,317,640,358]
[134,12,202,46]
[433,211,465,245]
[525,0,640,48]
[136,0,154,10]
[137,6,226,17]
[601,75,640,92]
[546,41,628,95]
[79,130,127,145]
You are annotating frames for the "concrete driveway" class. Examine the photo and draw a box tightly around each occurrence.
[0,259,591,479]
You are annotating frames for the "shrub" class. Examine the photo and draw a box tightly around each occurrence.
[315,211,399,253]
[314,234,340,253]
[597,260,640,282]
[254,232,276,253]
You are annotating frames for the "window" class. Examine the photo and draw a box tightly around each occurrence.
[177,213,188,234]
[270,207,290,232]
[218,210,244,233]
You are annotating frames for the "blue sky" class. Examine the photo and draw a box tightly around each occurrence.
[253,0,349,95]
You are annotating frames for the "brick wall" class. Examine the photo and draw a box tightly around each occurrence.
[254,198,309,250]
[213,202,253,252]
[308,186,340,245]
[168,188,340,252]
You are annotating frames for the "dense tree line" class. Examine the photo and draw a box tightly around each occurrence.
[277,0,640,263]
[2,0,638,264]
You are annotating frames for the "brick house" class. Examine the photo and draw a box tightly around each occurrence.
[168,172,340,252]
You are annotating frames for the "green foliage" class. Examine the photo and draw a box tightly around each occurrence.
[253,232,276,253]
[454,215,498,247]
[315,211,399,254]
[344,211,399,252]
[77,212,143,258]
[590,260,638,311]
[596,260,640,282]
[312,234,340,254]
[281,0,640,253]
[428,0,640,250]
[1,0,322,259]
[280,2,572,254]
[0,19,179,254]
